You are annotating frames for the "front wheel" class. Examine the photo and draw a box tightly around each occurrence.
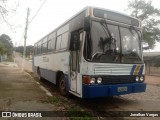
[59,75,69,97]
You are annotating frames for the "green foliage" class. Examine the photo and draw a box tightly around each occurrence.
[0,34,13,56]
[0,42,7,55]
[127,0,160,49]
[67,106,94,120]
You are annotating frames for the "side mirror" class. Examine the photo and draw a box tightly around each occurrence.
[70,32,80,51]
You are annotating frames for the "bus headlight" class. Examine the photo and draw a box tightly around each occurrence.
[97,77,102,84]
[90,77,96,84]
[140,76,144,82]
[135,76,139,82]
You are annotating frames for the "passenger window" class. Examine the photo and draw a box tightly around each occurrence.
[37,42,42,54]
[61,32,68,49]
[34,44,37,55]
[42,42,47,53]
[37,45,41,54]
[48,38,56,51]
[48,32,56,51]
[56,36,62,50]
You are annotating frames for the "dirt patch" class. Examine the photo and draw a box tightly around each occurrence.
[145,75,160,85]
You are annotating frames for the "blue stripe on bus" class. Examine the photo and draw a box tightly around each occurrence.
[138,65,144,75]
[130,65,136,75]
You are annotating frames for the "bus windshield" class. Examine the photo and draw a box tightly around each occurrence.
[84,21,143,63]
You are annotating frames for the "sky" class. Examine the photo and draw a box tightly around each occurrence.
[0,0,160,51]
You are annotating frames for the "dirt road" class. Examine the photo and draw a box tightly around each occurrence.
[14,52,32,72]
[145,75,160,85]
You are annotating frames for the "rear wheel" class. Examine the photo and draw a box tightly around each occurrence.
[59,75,69,97]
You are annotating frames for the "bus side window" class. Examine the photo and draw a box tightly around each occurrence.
[56,36,62,50]
[61,32,68,49]
[79,32,83,63]
[34,44,37,55]
[48,32,56,52]
[48,37,56,51]
[42,42,47,53]
[37,41,42,55]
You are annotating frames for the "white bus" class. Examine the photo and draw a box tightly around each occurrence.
[33,6,146,98]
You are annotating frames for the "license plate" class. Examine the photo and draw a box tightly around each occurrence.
[117,86,128,92]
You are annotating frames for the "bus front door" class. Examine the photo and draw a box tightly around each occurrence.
[70,31,83,94]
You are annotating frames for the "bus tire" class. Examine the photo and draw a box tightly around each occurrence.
[59,74,69,97]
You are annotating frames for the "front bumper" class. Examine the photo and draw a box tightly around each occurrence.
[82,83,146,98]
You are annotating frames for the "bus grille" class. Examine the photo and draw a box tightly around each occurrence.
[94,64,132,75]
[101,75,136,84]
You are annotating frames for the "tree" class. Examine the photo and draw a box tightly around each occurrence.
[127,0,160,49]
[0,0,8,20]
[0,0,10,25]
[0,0,17,31]
[0,34,13,56]
[0,42,7,55]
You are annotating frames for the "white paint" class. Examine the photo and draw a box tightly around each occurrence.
[76,73,82,95]
[36,82,40,85]
[39,86,53,97]
[70,71,77,92]
[34,51,70,75]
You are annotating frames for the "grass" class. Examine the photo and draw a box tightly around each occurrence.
[40,96,62,106]
[66,106,94,120]
[41,96,95,119]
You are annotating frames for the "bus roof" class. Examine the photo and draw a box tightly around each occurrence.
[34,6,141,45]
